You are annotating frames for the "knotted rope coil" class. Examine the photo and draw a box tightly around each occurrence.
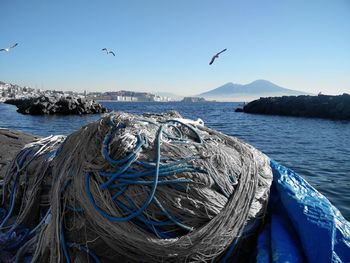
[0,111,272,262]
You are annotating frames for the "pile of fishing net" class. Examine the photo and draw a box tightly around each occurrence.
[0,111,272,262]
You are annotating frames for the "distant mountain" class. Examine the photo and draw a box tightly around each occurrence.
[199,80,311,102]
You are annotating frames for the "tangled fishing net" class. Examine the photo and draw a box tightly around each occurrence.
[0,111,272,262]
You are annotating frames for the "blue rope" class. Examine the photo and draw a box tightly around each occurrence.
[85,126,162,222]
[65,205,84,213]
[108,115,126,129]
[100,164,195,179]
[84,118,210,237]
[0,149,30,227]
[86,172,157,222]
[28,209,51,236]
[0,146,40,228]
[165,123,183,139]
[111,185,128,200]
[115,178,193,186]
[101,132,145,168]
[100,134,146,189]
[0,175,18,228]
[114,196,171,226]
[135,155,199,168]
[165,119,203,143]
[0,226,30,251]
[60,224,71,263]
[100,155,198,176]
[152,196,193,231]
[0,208,6,221]
[99,153,139,190]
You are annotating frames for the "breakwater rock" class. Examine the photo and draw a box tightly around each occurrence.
[0,129,38,178]
[5,95,109,115]
[243,94,350,120]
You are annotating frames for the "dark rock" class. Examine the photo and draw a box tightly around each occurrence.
[243,94,350,120]
[5,95,109,115]
[235,108,244,112]
[0,129,38,179]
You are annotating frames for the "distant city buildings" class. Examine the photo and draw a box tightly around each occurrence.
[0,81,85,102]
[87,90,172,102]
[0,82,38,102]
[0,81,175,102]
[181,97,207,103]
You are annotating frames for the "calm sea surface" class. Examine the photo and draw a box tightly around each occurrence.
[1,101,349,220]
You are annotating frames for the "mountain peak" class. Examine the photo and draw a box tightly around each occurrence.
[220,82,236,87]
[249,79,273,85]
[199,80,309,102]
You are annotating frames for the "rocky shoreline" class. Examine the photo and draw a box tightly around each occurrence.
[5,95,109,115]
[239,94,350,120]
[0,129,38,178]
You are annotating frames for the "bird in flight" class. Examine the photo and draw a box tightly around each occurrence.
[102,48,115,56]
[209,48,227,65]
[0,43,18,52]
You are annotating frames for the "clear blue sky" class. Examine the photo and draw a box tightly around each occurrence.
[1,0,349,95]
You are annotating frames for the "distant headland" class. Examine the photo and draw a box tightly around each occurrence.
[240,94,350,120]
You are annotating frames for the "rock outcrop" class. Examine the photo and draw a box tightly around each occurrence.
[243,94,350,120]
[0,129,38,178]
[5,95,109,115]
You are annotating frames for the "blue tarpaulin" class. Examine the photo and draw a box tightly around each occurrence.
[257,160,350,263]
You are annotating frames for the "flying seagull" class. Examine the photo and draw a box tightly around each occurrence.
[209,48,227,65]
[102,48,115,56]
[0,43,18,52]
